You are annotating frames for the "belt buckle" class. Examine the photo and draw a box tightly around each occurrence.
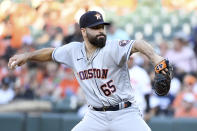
[103,106,107,111]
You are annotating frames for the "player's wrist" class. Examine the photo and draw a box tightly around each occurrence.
[152,55,164,66]
[25,52,32,62]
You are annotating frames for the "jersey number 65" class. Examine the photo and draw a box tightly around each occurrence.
[100,80,116,96]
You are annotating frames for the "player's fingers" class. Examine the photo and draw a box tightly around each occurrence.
[161,70,166,75]
[9,59,19,69]
[8,56,16,65]
[8,55,21,69]
[8,58,15,69]
[164,68,168,72]
[11,61,17,69]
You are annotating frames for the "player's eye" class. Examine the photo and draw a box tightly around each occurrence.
[90,25,104,30]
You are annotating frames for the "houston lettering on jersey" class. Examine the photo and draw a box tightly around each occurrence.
[78,69,108,80]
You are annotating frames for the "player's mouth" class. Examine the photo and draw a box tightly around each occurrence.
[97,36,105,39]
[97,34,106,39]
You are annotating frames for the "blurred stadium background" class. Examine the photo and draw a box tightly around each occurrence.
[0,0,197,131]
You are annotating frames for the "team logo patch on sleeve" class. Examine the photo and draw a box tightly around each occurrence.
[119,40,131,46]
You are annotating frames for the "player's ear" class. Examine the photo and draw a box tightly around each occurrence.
[81,28,86,36]
[81,28,85,32]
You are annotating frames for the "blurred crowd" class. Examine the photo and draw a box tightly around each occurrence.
[0,1,197,121]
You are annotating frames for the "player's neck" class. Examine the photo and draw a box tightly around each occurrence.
[84,41,97,59]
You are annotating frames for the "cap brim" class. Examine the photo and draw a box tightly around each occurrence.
[87,21,110,28]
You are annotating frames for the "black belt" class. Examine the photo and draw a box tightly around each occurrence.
[92,101,131,111]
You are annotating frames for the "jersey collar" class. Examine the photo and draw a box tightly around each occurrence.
[81,41,100,63]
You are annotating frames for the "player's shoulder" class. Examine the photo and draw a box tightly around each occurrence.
[105,39,119,48]
[62,41,83,47]
[106,39,135,47]
[60,41,83,49]
[106,39,119,45]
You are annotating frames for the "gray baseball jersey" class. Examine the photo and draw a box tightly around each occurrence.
[52,39,135,108]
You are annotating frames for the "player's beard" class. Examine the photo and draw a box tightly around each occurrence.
[86,32,106,48]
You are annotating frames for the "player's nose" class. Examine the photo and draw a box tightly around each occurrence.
[98,29,105,35]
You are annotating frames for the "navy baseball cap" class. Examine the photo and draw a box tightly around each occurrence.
[79,11,110,28]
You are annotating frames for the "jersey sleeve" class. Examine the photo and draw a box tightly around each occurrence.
[52,43,74,68]
[109,40,135,66]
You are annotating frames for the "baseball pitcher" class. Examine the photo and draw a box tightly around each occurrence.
[8,11,172,131]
